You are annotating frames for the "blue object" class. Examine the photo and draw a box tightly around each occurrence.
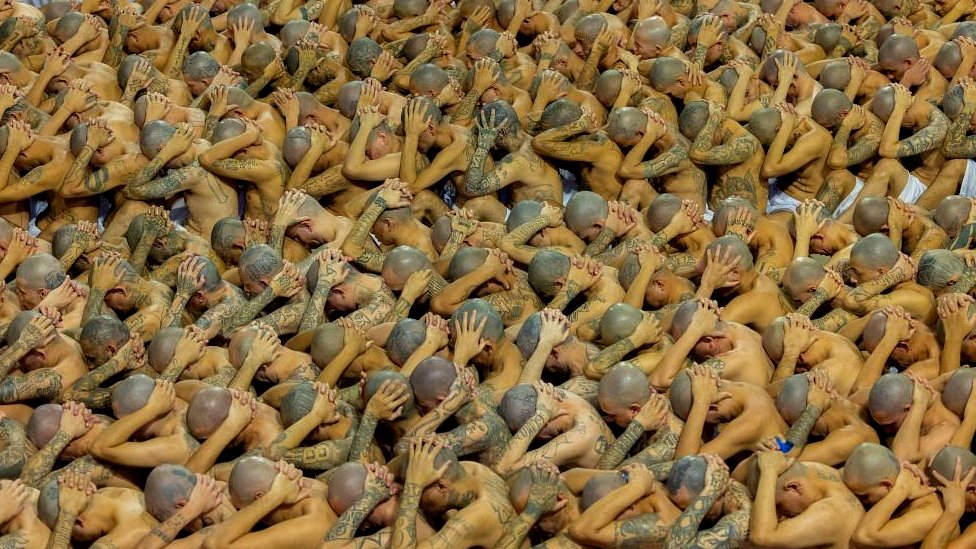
[776,438,794,453]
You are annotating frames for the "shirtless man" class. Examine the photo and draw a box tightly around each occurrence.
[526,251,626,338]
[0,311,88,405]
[678,100,766,212]
[867,373,959,464]
[495,382,614,473]
[749,453,864,548]
[711,198,794,279]
[852,197,948,261]
[82,254,171,341]
[39,476,157,549]
[842,442,944,547]
[878,33,948,104]
[747,104,831,223]
[774,373,880,465]
[670,366,787,459]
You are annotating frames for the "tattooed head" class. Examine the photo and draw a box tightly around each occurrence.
[147,327,184,373]
[27,403,64,449]
[37,478,61,529]
[16,253,66,291]
[565,191,609,239]
[80,315,131,366]
[598,303,643,344]
[111,374,157,418]
[598,362,651,426]
[228,455,278,508]
[867,373,915,428]
[746,107,782,147]
[539,98,582,132]
[345,37,383,78]
[239,244,284,293]
[935,196,974,238]
[211,217,245,264]
[387,319,428,366]
[842,443,900,503]
[280,381,319,427]
[451,299,506,343]
[186,387,233,439]
[145,463,199,521]
[811,89,853,129]
[516,313,544,359]
[944,84,968,121]
[468,28,501,59]
[916,249,965,294]
[818,59,851,91]
[309,323,347,368]
[498,384,539,432]
[666,455,708,503]
[410,356,461,412]
[941,367,976,417]
[581,472,627,510]
[409,64,450,98]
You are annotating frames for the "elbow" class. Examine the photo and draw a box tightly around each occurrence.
[428,296,455,317]
[852,528,884,548]
[760,165,778,179]
[878,145,899,158]
[566,525,595,545]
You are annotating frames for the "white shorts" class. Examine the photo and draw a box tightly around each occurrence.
[898,173,927,204]
[703,206,715,222]
[765,179,802,214]
[960,159,976,198]
[832,177,864,219]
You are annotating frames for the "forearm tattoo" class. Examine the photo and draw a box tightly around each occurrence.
[598,420,644,469]
[784,405,822,450]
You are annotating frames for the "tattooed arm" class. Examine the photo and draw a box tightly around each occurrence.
[499,216,550,265]
[596,421,644,469]
[784,404,823,451]
[299,275,336,333]
[340,197,388,261]
[495,408,559,475]
[20,430,72,488]
[218,287,278,337]
[62,353,128,408]
[879,102,949,158]
[944,105,976,158]
[462,145,515,198]
[281,438,351,471]
[0,370,63,404]
[123,164,200,201]
[569,474,670,548]
[324,479,388,545]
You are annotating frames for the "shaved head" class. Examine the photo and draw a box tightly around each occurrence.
[936,42,963,80]
[776,374,811,424]
[228,456,278,508]
[916,249,965,294]
[498,384,539,432]
[594,70,624,108]
[539,98,582,131]
[782,257,826,305]
[581,473,626,510]
[930,446,976,484]
[27,404,64,449]
[712,198,759,236]
[935,196,974,238]
[843,443,900,489]
[879,34,919,70]
[850,233,899,274]
[565,191,608,236]
[186,387,232,439]
[669,370,694,420]
[811,89,853,129]
[646,193,684,232]
[868,373,914,425]
[634,16,671,48]
[667,455,708,499]
[515,312,544,359]
[707,235,755,271]
[747,107,782,146]
[852,197,890,235]
[606,107,647,146]
[527,250,571,298]
[16,254,65,290]
[382,245,431,291]
[819,59,852,91]
[409,356,457,410]
[448,247,490,281]
[762,317,788,363]
[648,56,688,91]
[310,323,346,368]
[111,374,156,418]
[598,362,651,409]
[507,200,544,232]
[942,367,976,417]
[346,37,382,78]
[280,382,320,427]
[145,464,198,521]
[598,303,643,344]
[326,462,368,515]
[451,299,505,343]
[679,100,711,141]
[409,63,449,97]
[387,318,428,366]
[872,85,897,121]
[80,315,130,365]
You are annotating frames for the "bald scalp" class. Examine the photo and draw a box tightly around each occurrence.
[581,472,626,510]
[930,446,976,483]
[539,98,583,132]
[811,89,853,129]
[599,303,643,344]
[916,249,965,293]
[850,233,899,272]
[382,245,431,290]
[186,387,233,439]
[565,191,609,235]
[679,101,711,141]
[594,70,624,108]
[448,247,490,281]
[667,455,707,498]
[239,244,284,284]
[409,63,449,96]
[707,235,754,271]
[80,315,130,364]
[498,384,539,432]
[747,107,782,146]
[16,254,65,290]
[776,374,811,424]
[346,37,382,78]
[527,250,571,298]
[648,57,688,91]
[606,107,647,145]
[634,16,671,48]
[852,197,890,235]
[148,327,184,373]
[280,382,318,427]
[282,126,312,168]
[451,299,505,343]
[327,462,368,515]
[868,373,914,423]
[507,200,544,232]
[819,59,852,91]
[843,443,900,488]
[669,370,694,420]
[782,257,826,303]
[872,85,897,121]
[410,356,458,409]
[712,198,758,236]
[936,42,962,81]
[942,367,976,417]
[934,196,974,237]
[228,455,278,508]
[762,316,788,363]
[469,28,501,57]
[575,13,607,44]
[111,374,156,418]
[387,319,427,366]
[5,311,42,348]
[598,362,651,408]
[145,464,198,521]
[27,404,63,449]
[310,323,346,367]
[879,34,920,70]
[646,193,684,233]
